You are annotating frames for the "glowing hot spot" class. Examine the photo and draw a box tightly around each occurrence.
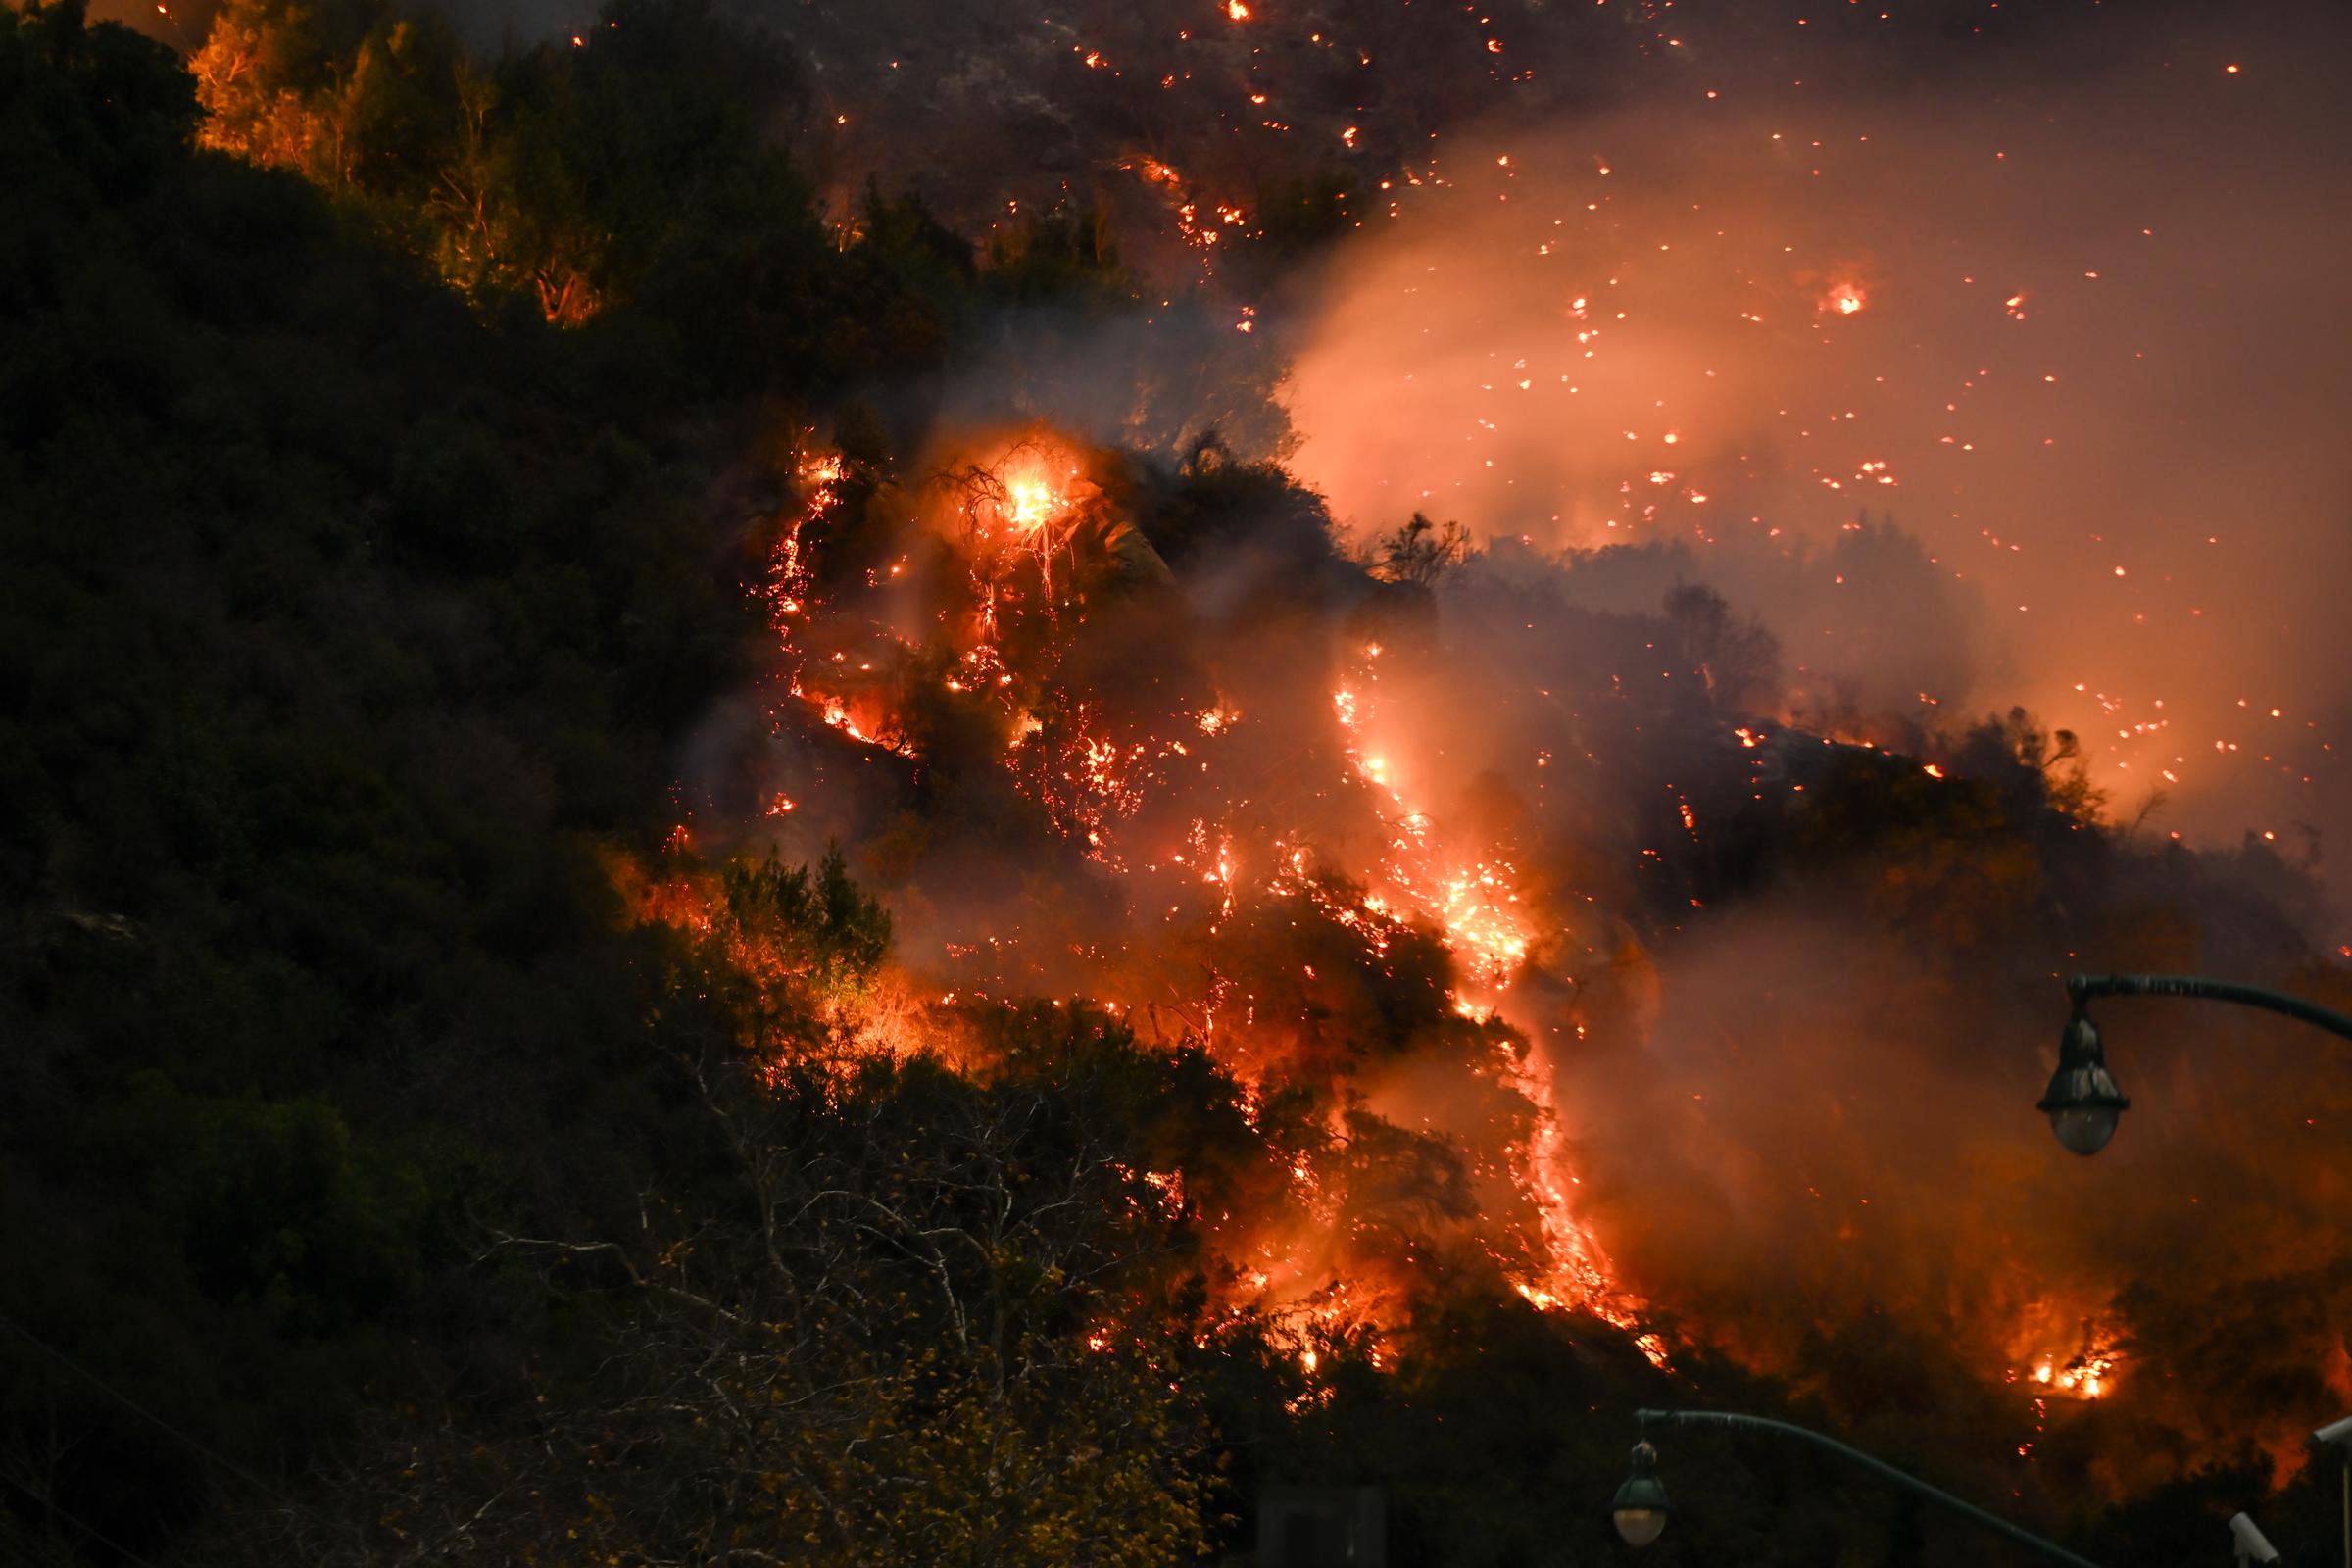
[1008,480,1060,529]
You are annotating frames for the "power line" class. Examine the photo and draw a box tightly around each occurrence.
[0,1468,168,1568]
[0,1310,296,1508]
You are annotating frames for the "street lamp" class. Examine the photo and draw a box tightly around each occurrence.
[1609,1441,1668,1547]
[2036,1004,2129,1155]
[2038,973,2352,1155]
[2215,1422,2352,1568]
[1615,1408,2104,1568]
[2316,1414,2352,1568]
[2230,1512,2283,1564]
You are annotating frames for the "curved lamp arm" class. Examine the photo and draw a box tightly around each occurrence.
[2067,973,2352,1044]
[1637,1408,2106,1568]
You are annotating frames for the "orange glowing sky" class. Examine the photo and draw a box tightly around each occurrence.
[1284,37,2352,917]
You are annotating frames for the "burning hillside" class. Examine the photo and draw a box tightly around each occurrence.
[671,421,1652,1356]
[13,2,2352,1564]
[658,383,2351,1502]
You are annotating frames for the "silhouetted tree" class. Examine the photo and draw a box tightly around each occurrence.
[1372,511,1468,588]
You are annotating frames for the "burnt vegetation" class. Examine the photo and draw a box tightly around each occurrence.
[3,4,2349,1566]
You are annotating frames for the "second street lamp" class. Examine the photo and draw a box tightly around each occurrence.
[2038,972,2352,1155]
[2036,1004,2130,1155]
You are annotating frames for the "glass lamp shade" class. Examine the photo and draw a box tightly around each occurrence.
[2046,1103,2120,1156]
[1613,1506,1668,1547]
[1611,1442,1669,1546]
[2036,1008,2129,1157]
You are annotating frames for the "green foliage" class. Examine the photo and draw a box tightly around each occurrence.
[0,14,1289,1557]
[0,4,765,1553]
[695,847,894,1049]
[226,1020,1229,1565]
[1790,748,2046,949]
[983,205,1132,306]
[184,0,976,392]
[97,1074,433,1331]
[0,2,200,214]
[1665,701,2122,952]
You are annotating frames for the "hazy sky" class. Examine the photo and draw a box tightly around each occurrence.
[1284,6,2352,900]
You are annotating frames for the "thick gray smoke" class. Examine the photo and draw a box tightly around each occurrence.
[1282,5,2352,917]
[1558,893,2352,1498]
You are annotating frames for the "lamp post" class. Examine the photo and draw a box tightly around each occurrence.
[2036,972,2352,1155]
[2230,1512,2283,1564]
[1614,1408,2105,1568]
[2316,1415,2352,1568]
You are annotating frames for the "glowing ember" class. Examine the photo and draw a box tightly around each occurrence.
[2008,1310,2125,1407]
[1008,479,1060,530]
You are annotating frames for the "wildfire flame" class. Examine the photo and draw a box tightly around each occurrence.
[2010,1310,2125,1403]
[688,419,1660,1380]
[1008,479,1060,529]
